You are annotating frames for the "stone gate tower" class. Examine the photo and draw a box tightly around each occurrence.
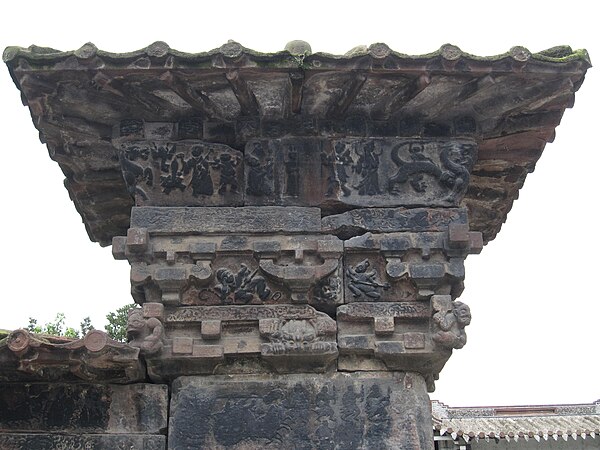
[0,41,590,449]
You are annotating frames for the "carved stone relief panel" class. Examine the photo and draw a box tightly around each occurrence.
[142,304,337,379]
[344,227,481,301]
[322,138,477,208]
[337,299,447,390]
[244,138,324,206]
[117,140,244,207]
[114,230,343,314]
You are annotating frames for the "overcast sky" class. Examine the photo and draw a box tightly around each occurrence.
[1,0,597,407]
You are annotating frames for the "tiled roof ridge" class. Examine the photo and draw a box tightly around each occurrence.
[3,41,591,70]
[432,400,600,443]
[433,399,600,417]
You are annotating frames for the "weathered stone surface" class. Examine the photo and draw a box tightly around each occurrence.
[5,43,588,245]
[0,330,144,383]
[243,138,476,210]
[244,138,324,206]
[114,231,343,312]
[129,206,322,234]
[117,140,244,207]
[145,305,337,380]
[344,230,481,301]
[322,207,468,238]
[169,372,432,450]
[323,138,476,208]
[336,296,471,390]
[0,383,168,433]
[0,434,165,450]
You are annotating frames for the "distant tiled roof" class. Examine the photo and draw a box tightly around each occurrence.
[432,400,600,443]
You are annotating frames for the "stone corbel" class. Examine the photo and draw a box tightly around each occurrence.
[130,261,212,305]
[258,239,343,304]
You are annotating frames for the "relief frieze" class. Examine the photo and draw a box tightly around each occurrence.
[322,138,476,207]
[118,141,243,207]
[165,305,317,323]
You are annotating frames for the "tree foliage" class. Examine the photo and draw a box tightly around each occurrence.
[105,303,137,342]
[24,303,138,342]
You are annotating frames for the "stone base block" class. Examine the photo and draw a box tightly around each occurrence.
[0,383,168,434]
[0,433,165,449]
[169,372,432,449]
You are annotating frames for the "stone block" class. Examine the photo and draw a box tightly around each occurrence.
[145,305,337,379]
[168,372,433,450]
[121,233,343,313]
[0,383,168,433]
[344,231,471,301]
[130,206,322,234]
[337,302,451,380]
[322,207,468,238]
[0,434,165,450]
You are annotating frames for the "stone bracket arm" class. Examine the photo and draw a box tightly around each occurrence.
[130,262,213,305]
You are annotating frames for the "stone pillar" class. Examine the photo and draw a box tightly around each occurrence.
[112,131,482,449]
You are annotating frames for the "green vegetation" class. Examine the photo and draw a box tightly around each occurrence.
[24,303,138,342]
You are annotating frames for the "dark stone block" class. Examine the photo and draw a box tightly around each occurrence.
[0,434,165,450]
[0,383,168,433]
[322,207,468,238]
[169,373,432,449]
[130,206,322,234]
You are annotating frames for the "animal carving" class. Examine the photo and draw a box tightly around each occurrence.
[126,309,163,355]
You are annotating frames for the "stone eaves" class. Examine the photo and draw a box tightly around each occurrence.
[3,41,591,246]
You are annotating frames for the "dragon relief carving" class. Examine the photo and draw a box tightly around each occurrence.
[388,141,474,196]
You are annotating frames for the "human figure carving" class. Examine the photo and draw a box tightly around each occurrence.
[353,141,382,195]
[432,301,471,349]
[323,143,353,197]
[246,142,273,196]
[214,264,271,303]
[346,259,390,300]
[126,309,163,355]
[186,146,214,196]
[212,153,240,194]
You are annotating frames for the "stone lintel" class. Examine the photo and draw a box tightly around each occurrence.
[169,372,432,450]
[129,206,322,234]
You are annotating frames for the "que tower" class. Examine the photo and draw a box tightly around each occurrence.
[0,41,590,449]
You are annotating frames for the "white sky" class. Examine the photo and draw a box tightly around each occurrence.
[0,0,597,407]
